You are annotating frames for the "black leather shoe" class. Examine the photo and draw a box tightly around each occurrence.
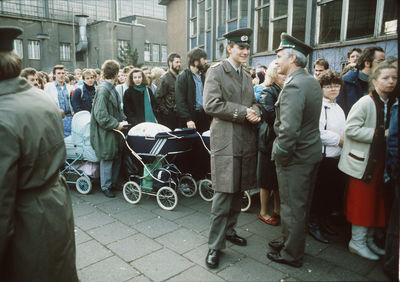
[320,220,338,236]
[226,234,247,246]
[308,224,329,244]
[268,240,284,252]
[205,249,220,269]
[103,189,115,198]
[267,252,302,268]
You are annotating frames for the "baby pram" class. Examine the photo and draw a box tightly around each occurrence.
[116,122,198,211]
[62,111,99,194]
[197,130,254,212]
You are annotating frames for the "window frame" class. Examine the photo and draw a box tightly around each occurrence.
[59,43,71,62]
[28,40,40,60]
[13,39,23,59]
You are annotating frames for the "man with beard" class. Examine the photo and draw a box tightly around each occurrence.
[20,67,40,88]
[175,47,211,132]
[156,52,181,129]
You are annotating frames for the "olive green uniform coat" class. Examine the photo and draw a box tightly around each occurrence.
[203,60,260,193]
[272,68,322,263]
[0,78,78,282]
[90,81,126,160]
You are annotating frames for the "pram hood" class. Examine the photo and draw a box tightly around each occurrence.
[128,122,171,138]
[70,111,98,162]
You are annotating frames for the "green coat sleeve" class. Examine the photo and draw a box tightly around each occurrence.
[92,90,119,131]
[203,67,248,123]
[0,122,18,263]
[274,83,305,165]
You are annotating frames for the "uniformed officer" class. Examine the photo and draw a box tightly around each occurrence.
[267,33,322,267]
[0,27,78,281]
[203,28,261,269]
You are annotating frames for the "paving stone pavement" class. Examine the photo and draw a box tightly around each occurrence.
[70,188,390,282]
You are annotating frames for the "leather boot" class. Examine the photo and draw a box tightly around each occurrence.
[367,228,385,256]
[348,224,379,261]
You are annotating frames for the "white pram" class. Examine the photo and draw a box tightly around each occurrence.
[62,111,99,194]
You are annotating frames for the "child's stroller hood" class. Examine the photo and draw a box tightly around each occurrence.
[71,111,98,162]
[128,122,171,137]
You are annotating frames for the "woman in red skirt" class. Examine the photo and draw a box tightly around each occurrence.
[338,63,397,260]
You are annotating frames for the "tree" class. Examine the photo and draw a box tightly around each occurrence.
[117,43,142,68]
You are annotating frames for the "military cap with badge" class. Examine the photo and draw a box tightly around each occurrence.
[0,26,23,52]
[275,32,313,57]
[223,28,253,46]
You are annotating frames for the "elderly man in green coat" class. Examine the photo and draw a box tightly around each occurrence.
[91,60,127,198]
[0,27,77,282]
[267,33,322,268]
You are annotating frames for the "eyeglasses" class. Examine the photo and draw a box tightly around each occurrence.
[323,85,341,90]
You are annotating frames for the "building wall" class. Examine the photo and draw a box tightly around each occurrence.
[164,0,187,65]
[0,14,167,72]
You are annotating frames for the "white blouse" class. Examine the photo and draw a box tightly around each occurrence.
[319,98,346,158]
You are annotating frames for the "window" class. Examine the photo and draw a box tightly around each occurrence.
[144,43,150,62]
[118,40,129,58]
[271,0,288,50]
[272,18,287,50]
[199,1,206,45]
[152,44,160,62]
[60,43,71,61]
[274,0,287,17]
[217,0,227,37]
[292,0,307,42]
[28,40,40,60]
[161,45,167,63]
[228,0,238,19]
[381,0,398,35]
[239,0,249,28]
[318,0,342,44]
[256,4,269,52]
[13,39,23,58]
[347,0,376,40]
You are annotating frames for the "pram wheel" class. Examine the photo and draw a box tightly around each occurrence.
[178,174,197,198]
[198,179,214,202]
[156,186,178,211]
[241,191,251,212]
[75,176,92,194]
[123,181,142,204]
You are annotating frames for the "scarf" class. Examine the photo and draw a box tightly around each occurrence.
[134,85,157,123]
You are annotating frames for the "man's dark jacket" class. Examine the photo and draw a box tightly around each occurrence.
[175,68,205,123]
[336,69,364,116]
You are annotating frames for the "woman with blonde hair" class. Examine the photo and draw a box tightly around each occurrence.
[257,60,286,225]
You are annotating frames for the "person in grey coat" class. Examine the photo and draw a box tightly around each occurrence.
[267,33,322,268]
[0,27,78,282]
[90,60,127,198]
[203,28,261,269]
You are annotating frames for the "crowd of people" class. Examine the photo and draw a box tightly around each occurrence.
[0,24,398,281]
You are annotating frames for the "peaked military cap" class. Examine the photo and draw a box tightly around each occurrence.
[275,33,312,56]
[223,28,253,46]
[0,27,23,52]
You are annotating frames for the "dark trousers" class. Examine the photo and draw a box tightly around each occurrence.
[158,111,179,130]
[276,162,319,262]
[310,157,346,221]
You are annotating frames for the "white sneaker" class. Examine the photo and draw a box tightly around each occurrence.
[349,240,380,261]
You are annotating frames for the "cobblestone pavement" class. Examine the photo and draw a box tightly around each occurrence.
[71,187,390,282]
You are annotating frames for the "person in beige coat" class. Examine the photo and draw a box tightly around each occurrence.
[203,28,261,269]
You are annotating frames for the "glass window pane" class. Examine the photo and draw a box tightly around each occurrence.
[218,0,227,37]
[199,1,206,44]
[144,43,150,62]
[381,0,398,35]
[206,31,211,60]
[206,10,211,30]
[161,45,167,63]
[257,6,269,52]
[207,0,212,8]
[347,0,376,40]
[228,0,238,19]
[319,0,342,44]
[191,0,197,17]
[152,44,160,62]
[191,37,197,49]
[240,0,248,27]
[190,19,197,36]
[257,0,269,7]
[292,0,307,42]
[228,20,237,31]
[273,18,287,50]
[14,39,23,58]
[274,0,287,17]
